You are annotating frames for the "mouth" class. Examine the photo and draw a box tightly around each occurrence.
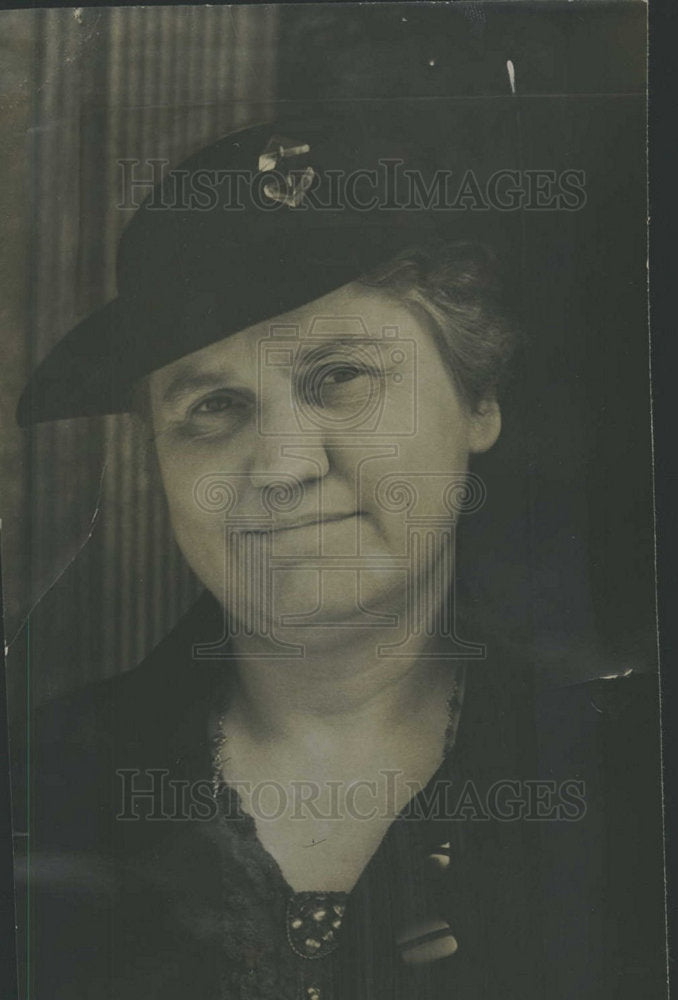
[257,512,360,534]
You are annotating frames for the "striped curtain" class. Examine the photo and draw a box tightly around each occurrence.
[19,6,279,701]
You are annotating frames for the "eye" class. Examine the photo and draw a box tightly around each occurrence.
[319,362,365,385]
[298,356,382,410]
[192,393,237,415]
[185,390,251,433]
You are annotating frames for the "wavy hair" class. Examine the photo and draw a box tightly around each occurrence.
[359,242,519,410]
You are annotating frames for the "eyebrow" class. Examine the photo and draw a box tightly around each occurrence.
[159,336,377,406]
[295,336,378,360]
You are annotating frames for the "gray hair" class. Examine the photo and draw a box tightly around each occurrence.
[359,242,518,410]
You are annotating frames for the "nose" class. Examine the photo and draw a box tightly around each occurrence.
[246,383,331,490]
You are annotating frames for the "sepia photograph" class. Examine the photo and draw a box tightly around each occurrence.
[0,3,666,998]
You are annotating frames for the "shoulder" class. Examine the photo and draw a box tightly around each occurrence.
[458,659,664,997]
[538,669,665,997]
[35,590,223,742]
[15,592,224,841]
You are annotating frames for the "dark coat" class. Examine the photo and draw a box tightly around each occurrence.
[12,593,666,1000]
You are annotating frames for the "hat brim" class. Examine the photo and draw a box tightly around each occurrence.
[18,107,521,426]
[17,299,128,427]
[17,219,446,426]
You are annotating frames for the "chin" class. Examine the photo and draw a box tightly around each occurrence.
[270,567,408,634]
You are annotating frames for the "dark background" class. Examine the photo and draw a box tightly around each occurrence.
[275,3,653,688]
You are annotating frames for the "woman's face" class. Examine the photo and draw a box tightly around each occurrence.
[149,282,500,641]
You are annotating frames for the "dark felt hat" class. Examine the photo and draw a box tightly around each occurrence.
[17,105,521,425]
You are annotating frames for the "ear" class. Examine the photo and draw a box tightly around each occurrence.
[468,396,501,454]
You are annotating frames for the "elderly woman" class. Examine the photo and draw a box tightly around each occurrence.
[13,117,663,1000]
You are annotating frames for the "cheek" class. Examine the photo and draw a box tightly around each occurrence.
[155,447,192,522]
[167,503,227,597]
[154,450,223,566]
[354,397,471,544]
[419,391,471,456]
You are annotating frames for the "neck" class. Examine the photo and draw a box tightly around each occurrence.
[228,625,458,745]
[222,562,461,745]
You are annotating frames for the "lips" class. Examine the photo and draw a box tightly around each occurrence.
[256,512,359,533]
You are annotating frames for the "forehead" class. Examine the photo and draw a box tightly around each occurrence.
[149,282,424,391]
